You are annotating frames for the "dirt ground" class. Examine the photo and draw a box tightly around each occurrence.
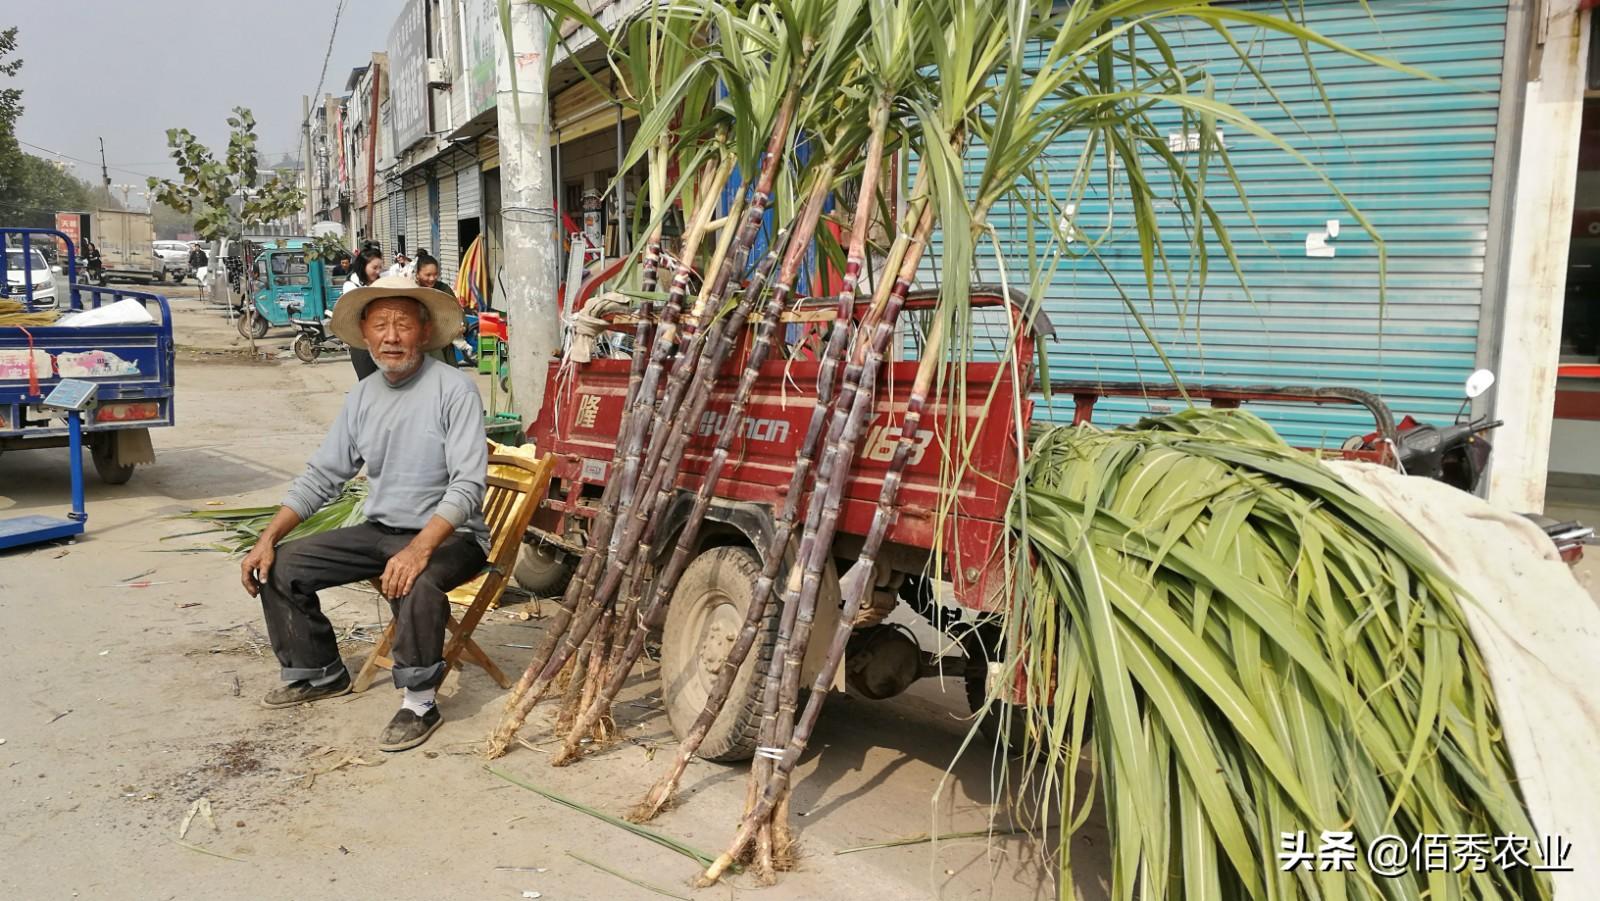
[0,287,1096,901]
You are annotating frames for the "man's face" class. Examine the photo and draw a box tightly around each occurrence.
[361,298,432,378]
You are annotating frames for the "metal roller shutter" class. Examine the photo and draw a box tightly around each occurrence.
[437,170,459,285]
[921,0,1510,450]
[457,164,481,219]
[407,182,427,257]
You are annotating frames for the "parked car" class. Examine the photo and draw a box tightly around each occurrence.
[153,240,192,282]
[3,246,59,309]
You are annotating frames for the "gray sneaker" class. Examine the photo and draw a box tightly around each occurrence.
[260,670,352,708]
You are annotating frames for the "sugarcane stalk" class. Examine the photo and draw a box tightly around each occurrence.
[531,229,789,761]
[729,312,947,869]
[735,188,935,882]
[488,150,734,758]
[555,158,843,768]
[608,152,738,541]
[554,632,592,735]
[747,194,936,779]
[700,204,937,886]
[489,221,792,753]
[591,539,650,738]
[494,274,651,735]
[575,596,615,738]
[630,101,897,822]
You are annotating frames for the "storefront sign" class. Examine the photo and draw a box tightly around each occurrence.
[461,0,499,116]
[387,0,429,152]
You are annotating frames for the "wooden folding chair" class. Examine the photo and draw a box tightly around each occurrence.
[353,446,556,693]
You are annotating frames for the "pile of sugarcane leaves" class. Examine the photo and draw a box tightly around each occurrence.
[171,479,367,553]
[988,408,1549,900]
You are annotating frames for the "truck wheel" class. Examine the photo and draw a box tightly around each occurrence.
[91,438,135,485]
[238,312,268,339]
[292,333,321,363]
[513,541,572,596]
[660,545,777,763]
[962,621,1030,752]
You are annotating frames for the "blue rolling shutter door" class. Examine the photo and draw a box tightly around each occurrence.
[943,0,1508,448]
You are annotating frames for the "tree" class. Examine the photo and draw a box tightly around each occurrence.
[0,28,100,230]
[146,107,303,241]
[9,154,93,228]
[150,202,196,240]
[0,26,34,222]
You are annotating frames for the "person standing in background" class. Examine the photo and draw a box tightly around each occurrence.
[415,250,462,367]
[384,252,413,279]
[188,243,208,283]
[83,240,103,285]
[340,247,387,380]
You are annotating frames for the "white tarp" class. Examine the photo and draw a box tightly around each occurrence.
[56,298,153,328]
[1328,461,1600,898]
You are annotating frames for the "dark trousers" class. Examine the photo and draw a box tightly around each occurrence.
[349,347,378,380]
[258,523,487,690]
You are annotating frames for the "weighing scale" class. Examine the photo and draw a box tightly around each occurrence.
[0,378,98,550]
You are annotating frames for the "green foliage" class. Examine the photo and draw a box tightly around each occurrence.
[146,107,304,242]
[150,202,196,240]
[0,28,101,229]
[301,232,349,264]
[5,153,93,228]
[173,480,368,554]
[0,27,21,124]
[997,410,1548,900]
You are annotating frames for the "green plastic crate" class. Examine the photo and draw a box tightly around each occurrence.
[484,413,524,446]
[478,336,498,374]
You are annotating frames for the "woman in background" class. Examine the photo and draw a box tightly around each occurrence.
[414,250,462,366]
[340,247,386,380]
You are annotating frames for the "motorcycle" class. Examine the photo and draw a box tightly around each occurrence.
[1346,369,1594,563]
[288,302,347,363]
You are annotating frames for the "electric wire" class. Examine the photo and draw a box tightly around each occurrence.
[297,0,349,168]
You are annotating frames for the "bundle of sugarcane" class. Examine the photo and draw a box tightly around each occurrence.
[992,409,1548,900]
[174,480,368,553]
[485,0,1429,886]
[0,298,60,326]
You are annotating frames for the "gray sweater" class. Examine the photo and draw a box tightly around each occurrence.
[283,357,489,550]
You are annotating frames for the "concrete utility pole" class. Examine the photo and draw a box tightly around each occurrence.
[494,0,559,421]
[1488,0,1592,512]
[302,95,317,230]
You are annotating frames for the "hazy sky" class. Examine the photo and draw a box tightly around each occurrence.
[9,2,398,209]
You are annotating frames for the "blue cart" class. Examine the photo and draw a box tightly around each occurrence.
[1,227,176,484]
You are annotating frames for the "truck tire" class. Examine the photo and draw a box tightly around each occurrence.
[91,437,135,485]
[660,545,777,763]
[960,620,1053,753]
[238,311,268,340]
[292,333,321,363]
[513,541,573,596]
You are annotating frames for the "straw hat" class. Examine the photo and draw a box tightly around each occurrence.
[331,276,463,352]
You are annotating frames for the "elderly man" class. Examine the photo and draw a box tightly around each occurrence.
[240,276,488,751]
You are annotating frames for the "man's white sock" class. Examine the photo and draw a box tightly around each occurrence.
[402,688,436,715]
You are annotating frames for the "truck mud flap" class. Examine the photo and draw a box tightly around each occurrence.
[105,427,155,466]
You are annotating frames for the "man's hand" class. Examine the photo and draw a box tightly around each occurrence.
[239,506,304,598]
[380,543,433,599]
[241,543,274,597]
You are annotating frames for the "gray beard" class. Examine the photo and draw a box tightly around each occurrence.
[374,349,423,378]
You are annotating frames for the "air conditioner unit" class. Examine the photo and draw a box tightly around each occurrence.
[426,58,450,88]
